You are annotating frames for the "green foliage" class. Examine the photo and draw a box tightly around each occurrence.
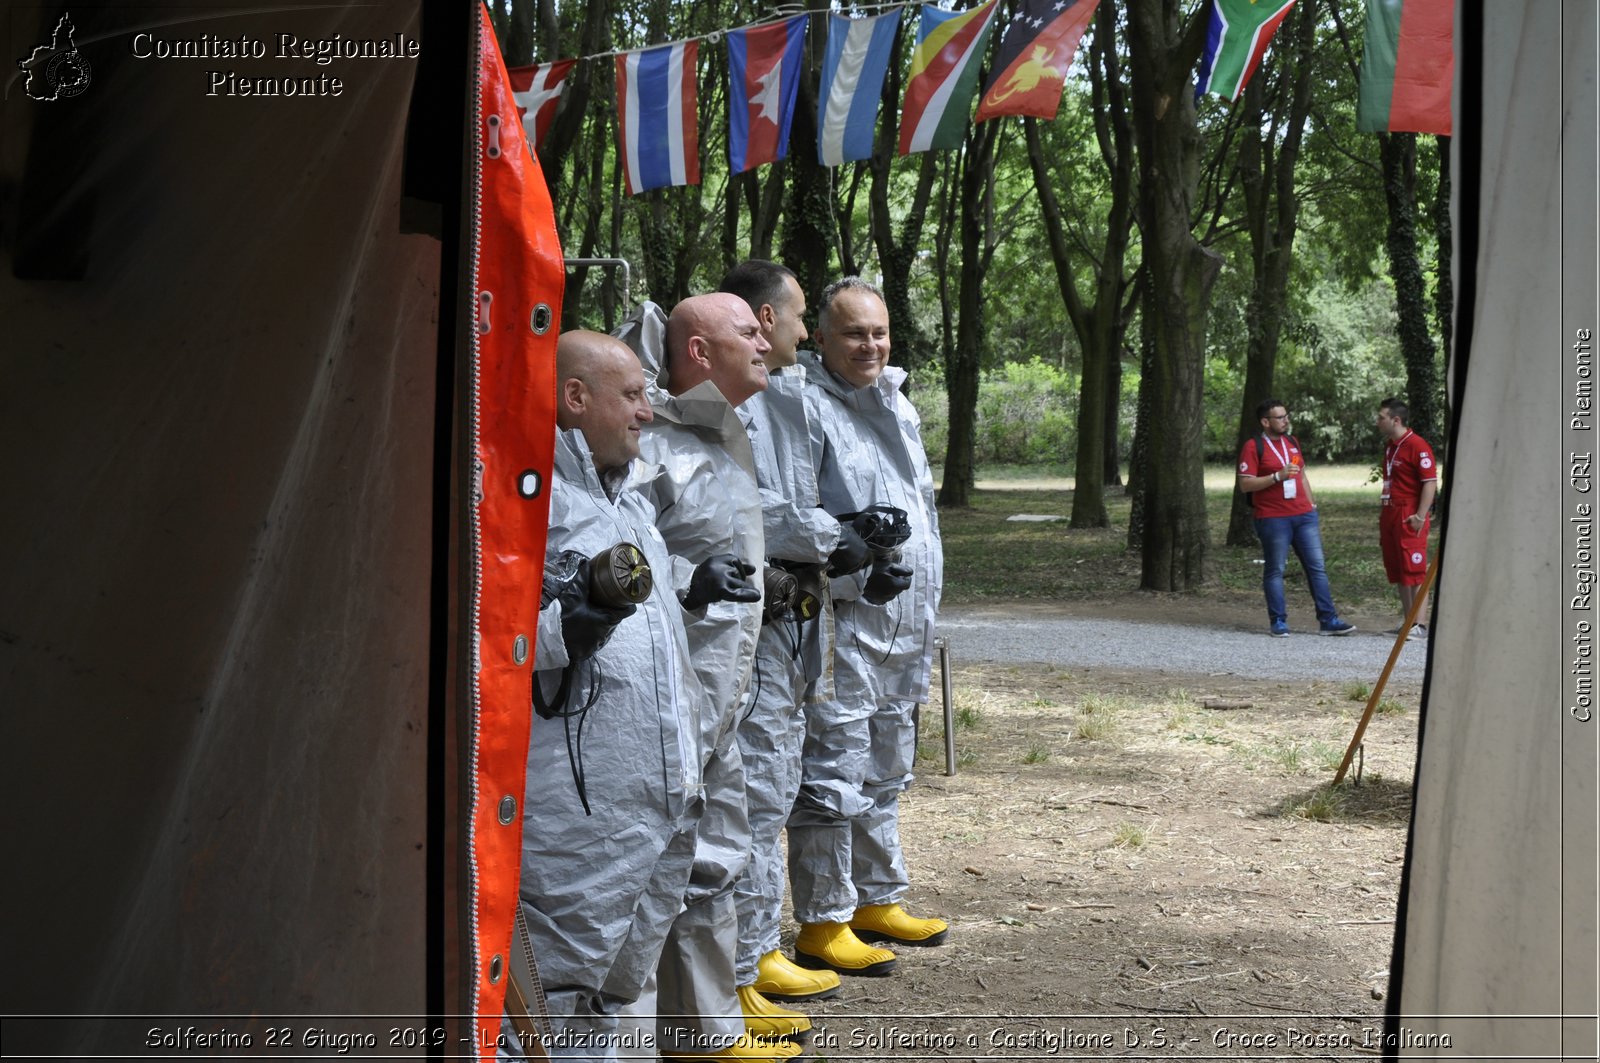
[1272,273,1407,461]
[976,359,1079,465]
[937,466,1397,611]
[1286,785,1346,822]
[911,358,1078,466]
[1110,822,1149,848]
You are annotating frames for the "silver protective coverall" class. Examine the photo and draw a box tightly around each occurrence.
[617,304,766,1052]
[787,353,944,925]
[732,369,841,985]
[515,428,703,1063]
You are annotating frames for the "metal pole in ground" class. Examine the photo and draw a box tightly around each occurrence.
[937,636,956,776]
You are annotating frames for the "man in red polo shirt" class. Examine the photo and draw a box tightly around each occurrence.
[1237,398,1356,638]
[1376,397,1438,639]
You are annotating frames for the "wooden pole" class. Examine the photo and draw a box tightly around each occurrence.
[1333,556,1440,785]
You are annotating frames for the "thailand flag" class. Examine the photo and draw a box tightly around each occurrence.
[507,60,576,152]
[615,41,701,195]
[817,11,899,167]
[727,15,808,173]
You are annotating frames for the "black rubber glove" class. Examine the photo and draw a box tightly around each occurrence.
[862,557,914,605]
[825,522,872,577]
[557,558,636,660]
[682,554,760,610]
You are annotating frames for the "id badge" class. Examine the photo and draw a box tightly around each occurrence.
[1381,478,1391,503]
[1282,477,1297,500]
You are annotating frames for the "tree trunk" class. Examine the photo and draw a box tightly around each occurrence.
[871,155,939,370]
[939,121,999,508]
[778,17,836,306]
[867,18,939,371]
[1126,0,1216,590]
[496,0,535,65]
[1379,131,1441,446]
[1103,349,1123,487]
[1127,271,1155,547]
[1224,0,1318,547]
[559,123,609,331]
[534,0,609,196]
[1021,3,1135,529]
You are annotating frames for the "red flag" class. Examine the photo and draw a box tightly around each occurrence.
[976,0,1099,122]
[1358,0,1452,134]
[507,60,576,151]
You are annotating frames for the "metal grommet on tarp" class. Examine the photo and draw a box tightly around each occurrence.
[485,113,502,159]
[498,795,517,825]
[512,636,528,665]
[488,954,503,984]
[517,469,542,499]
[531,303,552,334]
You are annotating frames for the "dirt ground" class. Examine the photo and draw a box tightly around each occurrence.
[779,630,1423,1060]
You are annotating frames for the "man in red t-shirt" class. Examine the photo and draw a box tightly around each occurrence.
[1376,397,1438,639]
[1237,398,1355,637]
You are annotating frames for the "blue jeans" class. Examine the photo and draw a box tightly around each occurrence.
[1255,510,1339,626]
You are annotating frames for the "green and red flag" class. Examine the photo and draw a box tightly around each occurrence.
[898,0,1000,154]
[975,0,1100,123]
[1357,0,1453,134]
[1194,0,1296,102]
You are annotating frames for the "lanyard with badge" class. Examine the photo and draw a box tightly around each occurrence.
[1264,434,1296,500]
[1382,431,1410,505]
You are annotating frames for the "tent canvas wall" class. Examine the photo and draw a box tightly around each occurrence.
[1385,4,1598,1057]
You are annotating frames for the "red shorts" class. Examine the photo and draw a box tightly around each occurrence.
[1380,506,1430,585]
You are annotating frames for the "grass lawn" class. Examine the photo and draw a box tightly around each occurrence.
[934,463,1402,612]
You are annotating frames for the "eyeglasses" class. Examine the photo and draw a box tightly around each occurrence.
[1269,413,1290,422]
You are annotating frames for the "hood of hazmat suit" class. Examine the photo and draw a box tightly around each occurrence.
[615,302,766,745]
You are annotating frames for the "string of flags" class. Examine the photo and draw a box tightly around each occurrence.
[506,0,1453,197]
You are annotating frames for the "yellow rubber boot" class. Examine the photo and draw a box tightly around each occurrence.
[664,1033,803,1062]
[793,921,897,977]
[753,949,841,1002]
[849,902,949,947]
[738,984,811,1041]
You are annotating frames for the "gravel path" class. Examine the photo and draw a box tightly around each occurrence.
[936,605,1428,683]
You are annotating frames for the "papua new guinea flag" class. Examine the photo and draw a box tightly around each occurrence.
[1194,0,1296,102]
[976,0,1100,122]
[728,15,808,172]
[1357,0,1453,134]
[898,0,999,155]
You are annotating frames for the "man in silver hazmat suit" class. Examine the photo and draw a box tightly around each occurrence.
[616,293,794,1062]
[718,262,873,1035]
[511,330,704,1063]
[786,278,947,978]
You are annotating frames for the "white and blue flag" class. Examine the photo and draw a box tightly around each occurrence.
[816,11,899,167]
